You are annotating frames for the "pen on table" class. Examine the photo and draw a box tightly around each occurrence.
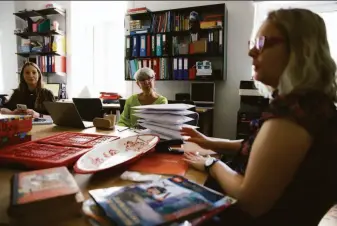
[117,127,130,132]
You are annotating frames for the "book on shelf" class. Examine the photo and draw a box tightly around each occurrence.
[89,176,236,226]
[8,166,84,225]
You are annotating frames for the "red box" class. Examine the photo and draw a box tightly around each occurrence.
[0,115,32,148]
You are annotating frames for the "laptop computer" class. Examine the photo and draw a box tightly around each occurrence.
[43,101,94,129]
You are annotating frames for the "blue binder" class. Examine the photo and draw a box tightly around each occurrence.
[183,58,188,80]
[173,58,178,80]
[178,58,183,80]
[132,36,140,57]
[140,35,146,57]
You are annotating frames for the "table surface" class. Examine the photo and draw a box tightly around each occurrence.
[0,124,207,225]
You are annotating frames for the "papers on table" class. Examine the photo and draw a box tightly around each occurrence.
[132,103,195,140]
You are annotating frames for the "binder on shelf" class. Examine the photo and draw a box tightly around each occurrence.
[153,58,160,80]
[178,58,183,80]
[137,60,142,69]
[149,59,152,69]
[219,29,223,54]
[143,59,148,68]
[140,35,146,57]
[173,58,178,80]
[146,35,151,56]
[156,34,162,56]
[162,34,168,56]
[132,36,140,57]
[126,37,131,57]
[183,58,188,80]
[151,35,156,56]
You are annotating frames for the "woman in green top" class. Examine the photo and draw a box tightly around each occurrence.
[117,67,168,128]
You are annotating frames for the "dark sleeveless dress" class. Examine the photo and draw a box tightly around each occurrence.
[206,89,337,226]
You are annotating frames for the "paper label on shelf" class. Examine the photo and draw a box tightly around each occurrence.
[178,58,182,70]
[219,31,223,45]
[173,58,177,69]
[162,34,166,42]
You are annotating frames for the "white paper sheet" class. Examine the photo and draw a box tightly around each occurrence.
[134,109,194,116]
[138,119,198,131]
[132,103,195,111]
[139,123,183,139]
[134,113,193,124]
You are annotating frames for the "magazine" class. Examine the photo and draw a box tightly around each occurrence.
[89,176,236,226]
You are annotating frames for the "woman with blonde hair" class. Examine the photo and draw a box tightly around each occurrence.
[0,62,55,118]
[117,67,167,128]
[182,8,337,225]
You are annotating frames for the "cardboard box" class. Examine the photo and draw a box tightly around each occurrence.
[0,115,32,147]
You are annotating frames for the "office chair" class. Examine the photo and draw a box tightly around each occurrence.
[119,98,126,114]
[168,100,199,126]
[72,98,105,121]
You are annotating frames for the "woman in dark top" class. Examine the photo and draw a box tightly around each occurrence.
[0,62,55,118]
[181,8,337,226]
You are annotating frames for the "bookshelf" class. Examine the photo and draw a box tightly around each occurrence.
[125,3,228,81]
[14,7,67,84]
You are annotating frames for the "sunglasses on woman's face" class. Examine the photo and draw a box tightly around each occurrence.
[248,36,285,52]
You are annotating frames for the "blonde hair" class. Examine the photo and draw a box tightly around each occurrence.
[255,8,337,100]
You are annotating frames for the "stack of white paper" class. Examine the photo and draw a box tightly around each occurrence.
[132,104,197,140]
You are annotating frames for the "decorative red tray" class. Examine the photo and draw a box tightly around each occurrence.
[0,132,119,169]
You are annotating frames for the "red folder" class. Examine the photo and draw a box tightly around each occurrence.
[128,153,188,176]
[146,35,151,56]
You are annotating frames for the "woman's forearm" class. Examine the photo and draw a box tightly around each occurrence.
[209,138,243,154]
[0,108,13,114]
[209,161,243,199]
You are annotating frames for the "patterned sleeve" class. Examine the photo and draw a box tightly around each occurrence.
[268,90,337,137]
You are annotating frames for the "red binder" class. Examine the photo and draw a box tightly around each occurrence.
[146,35,151,56]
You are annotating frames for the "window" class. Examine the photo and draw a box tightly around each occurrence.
[69,1,127,98]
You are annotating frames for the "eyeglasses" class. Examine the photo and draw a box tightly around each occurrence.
[248,36,285,52]
[138,77,154,84]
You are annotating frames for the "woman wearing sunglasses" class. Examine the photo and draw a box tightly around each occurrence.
[117,67,167,128]
[182,8,337,225]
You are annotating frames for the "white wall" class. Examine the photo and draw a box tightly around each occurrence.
[128,1,254,138]
[0,1,17,94]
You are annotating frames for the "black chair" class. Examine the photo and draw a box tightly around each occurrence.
[119,98,126,114]
[168,100,199,126]
[72,98,104,121]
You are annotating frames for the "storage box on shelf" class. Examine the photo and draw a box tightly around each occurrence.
[124,3,228,82]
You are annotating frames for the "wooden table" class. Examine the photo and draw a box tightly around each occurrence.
[0,125,207,225]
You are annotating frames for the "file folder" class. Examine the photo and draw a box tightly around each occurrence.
[183,58,188,80]
[147,35,151,56]
[126,37,131,57]
[140,35,146,57]
[132,36,140,57]
[178,58,183,80]
[151,35,156,56]
[173,58,178,80]
[156,34,162,56]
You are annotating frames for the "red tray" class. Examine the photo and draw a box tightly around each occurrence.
[0,132,119,169]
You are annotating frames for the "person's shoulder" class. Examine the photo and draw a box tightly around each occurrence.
[157,95,168,102]
[41,87,53,94]
[268,89,337,135]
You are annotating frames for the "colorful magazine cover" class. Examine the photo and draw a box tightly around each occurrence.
[89,176,236,226]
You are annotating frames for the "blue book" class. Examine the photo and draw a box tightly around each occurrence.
[183,58,188,80]
[178,58,183,80]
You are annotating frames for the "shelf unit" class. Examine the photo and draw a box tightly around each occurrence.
[14,7,66,84]
[124,3,228,82]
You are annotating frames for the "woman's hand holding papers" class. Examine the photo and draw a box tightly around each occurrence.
[180,127,215,150]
